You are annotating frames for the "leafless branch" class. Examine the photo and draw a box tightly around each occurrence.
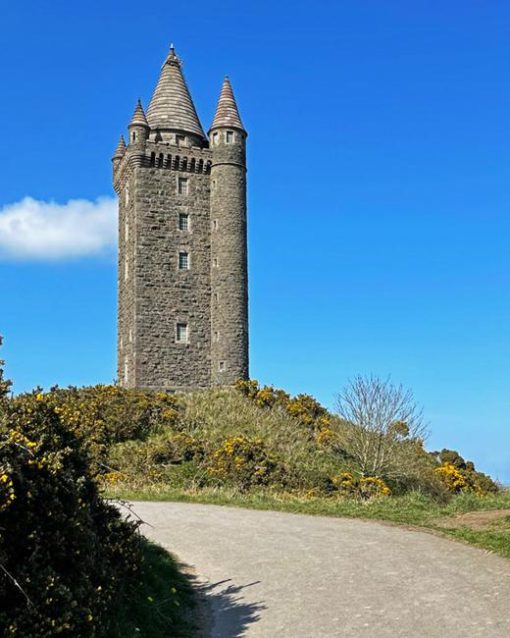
[336,375,428,479]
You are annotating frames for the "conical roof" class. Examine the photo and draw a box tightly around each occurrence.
[112,134,127,158]
[146,46,206,139]
[129,99,149,128]
[210,76,245,132]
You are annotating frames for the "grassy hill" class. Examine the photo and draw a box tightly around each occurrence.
[11,378,510,560]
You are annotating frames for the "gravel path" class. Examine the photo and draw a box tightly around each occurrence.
[126,501,510,638]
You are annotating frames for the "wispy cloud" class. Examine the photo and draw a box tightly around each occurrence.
[0,196,117,260]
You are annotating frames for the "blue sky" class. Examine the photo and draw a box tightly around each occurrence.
[0,1,509,482]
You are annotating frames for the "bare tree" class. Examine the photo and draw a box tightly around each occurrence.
[336,375,428,480]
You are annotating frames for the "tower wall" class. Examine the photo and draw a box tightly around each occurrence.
[210,129,249,384]
[116,161,137,387]
[116,144,213,391]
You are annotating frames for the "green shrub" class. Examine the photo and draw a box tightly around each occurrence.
[331,472,391,500]
[0,389,141,638]
[33,385,181,474]
[235,379,332,431]
[208,435,282,490]
[431,449,499,495]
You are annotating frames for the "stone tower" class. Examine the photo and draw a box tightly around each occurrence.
[113,46,248,391]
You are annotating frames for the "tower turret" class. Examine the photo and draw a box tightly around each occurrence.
[128,99,150,146]
[112,134,127,161]
[209,77,249,384]
[112,134,127,189]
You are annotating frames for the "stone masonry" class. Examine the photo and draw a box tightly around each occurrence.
[112,46,248,391]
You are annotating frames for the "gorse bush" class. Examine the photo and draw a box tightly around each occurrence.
[208,435,281,490]
[47,385,180,473]
[331,472,391,500]
[0,389,142,638]
[432,449,498,495]
[0,343,152,638]
[235,379,332,431]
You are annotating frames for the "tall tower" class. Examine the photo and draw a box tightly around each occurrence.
[209,78,249,384]
[112,46,249,391]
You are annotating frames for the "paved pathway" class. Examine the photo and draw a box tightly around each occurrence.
[126,501,510,637]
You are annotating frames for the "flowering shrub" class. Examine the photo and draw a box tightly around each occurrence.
[0,469,15,512]
[235,379,260,400]
[331,472,391,500]
[431,449,499,495]
[0,386,141,637]
[315,427,340,447]
[148,432,204,465]
[29,385,182,475]
[236,379,331,431]
[208,435,280,490]
[285,394,330,429]
[434,463,467,493]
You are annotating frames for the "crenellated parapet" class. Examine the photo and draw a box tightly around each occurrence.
[113,142,212,193]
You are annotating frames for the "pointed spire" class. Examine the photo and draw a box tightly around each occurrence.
[210,76,245,133]
[146,46,206,140]
[129,99,149,128]
[112,134,127,159]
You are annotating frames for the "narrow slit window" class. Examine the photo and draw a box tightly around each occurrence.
[178,177,188,195]
[176,134,185,147]
[178,252,189,270]
[178,213,189,231]
[226,131,234,144]
[212,132,219,145]
[219,361,225,371]
[176,323,188,343]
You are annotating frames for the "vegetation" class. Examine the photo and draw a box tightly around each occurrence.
[11,375,495,505]
[2,327,507,638]
[90,378,496,500]
[336,374,428,480]
[0,342,197,638]
[108,539,197,638]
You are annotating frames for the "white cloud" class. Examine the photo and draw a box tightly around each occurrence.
[0,196,117,260]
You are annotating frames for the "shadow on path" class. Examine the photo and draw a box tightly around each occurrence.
[190,574,266,637]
